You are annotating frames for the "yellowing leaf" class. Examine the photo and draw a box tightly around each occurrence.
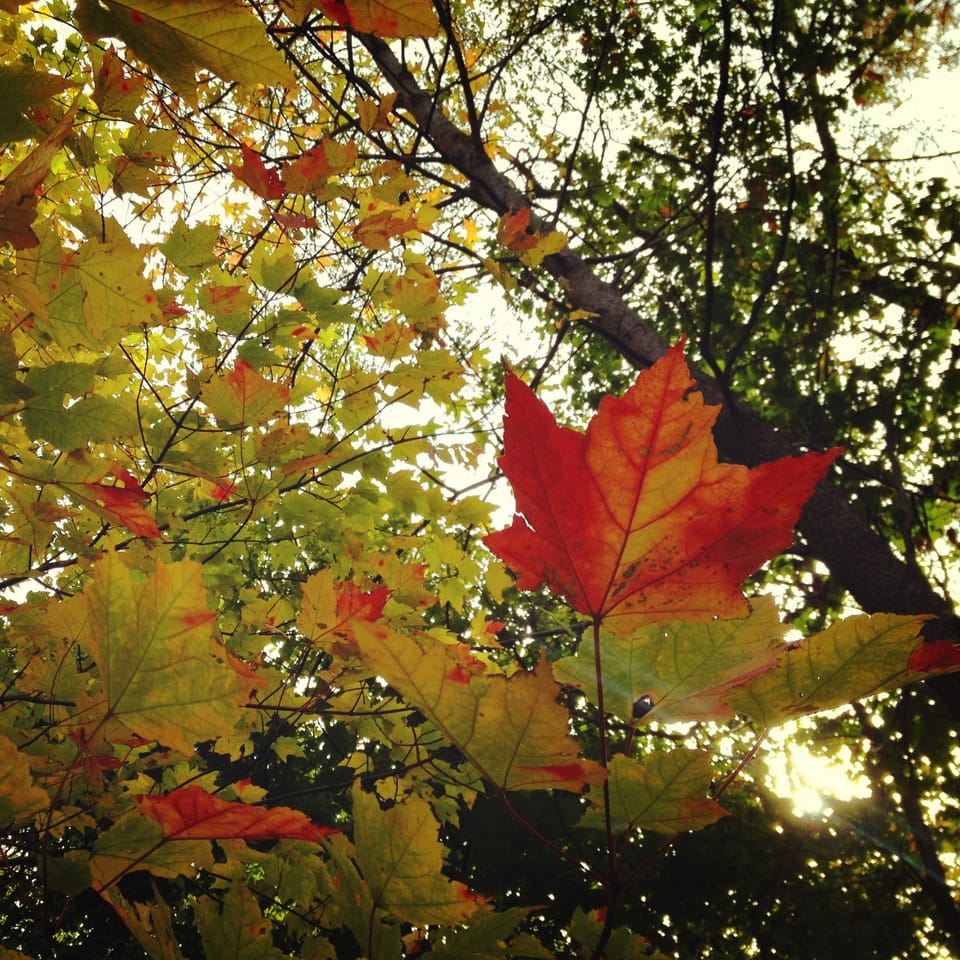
[0,99,78,249]
[56,553,263,754]
[725,613,938,726]
[520,229,567,268]
[353,786,486,925]
[297,567,390,659]
[75,0,293,105]
[99,884,188,960]
[0,731,49,824]
[353,198,420,250]
[354,626,605,792]
[89,815,214,891]
[194,880,285,960]
[66,237,164,344]
[0,63,74,142]
[93,45,147,121]
[553,597,785,724]
[582,751,727,835]
[284,139,358,194]
[202,360,290,427]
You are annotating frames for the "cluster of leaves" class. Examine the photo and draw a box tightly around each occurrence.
[1,1,959,959]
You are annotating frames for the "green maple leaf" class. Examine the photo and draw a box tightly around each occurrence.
[581,751,727,835]
[74,0,293,105]
[353,786,486,925]
[50,553,263,754]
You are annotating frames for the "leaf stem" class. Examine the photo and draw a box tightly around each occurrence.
[591,616,619,960]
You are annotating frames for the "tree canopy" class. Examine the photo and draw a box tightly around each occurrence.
[1,1,959,958]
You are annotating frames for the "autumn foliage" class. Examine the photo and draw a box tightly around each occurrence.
[1,2,959,959]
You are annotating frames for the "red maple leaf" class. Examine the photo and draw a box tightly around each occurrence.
[229,144,285,200]
[137,785,337,843]
[485,343,841,630]
[496,208,539,253]
[80,467,162,539]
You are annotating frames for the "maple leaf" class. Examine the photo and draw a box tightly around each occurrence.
[284,138,358,193]
[137,785,337,843]
[93,45,146,120]
[229,143,286,200]
[353,199,420,250]
[74,0,293,105]
[0,731,50,824]
[485,343,842,631]
[51,554,264,754]
[296,567,391,658]
[202,359,290,427]
[0,99,79,249]
[724,612,944,726]
[315,0,440,38]
[496,208,539,252]
[353,624,606,792]
[80,466,162,538]
[580,751,728,835]
[553,596,786,724]
[352,786,486,925]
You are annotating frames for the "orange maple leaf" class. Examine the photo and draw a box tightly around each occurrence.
[137,785,337,843]
[485,343,842,630]
[353,201,419,250]
[80,467,162,539]
[284,139,358,194]
[496,208,539,252]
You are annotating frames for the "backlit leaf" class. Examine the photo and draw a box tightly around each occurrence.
[580,751,727,835]
[353,786,486,925]
[230,144,285,200]
[485,343,841,631]
[353,199,420,250]
[79,467,162,538]
[553,597,785,723]
[297,567,390,658]
[159,217,222,276]
[75,0,293,104]
[67,237,164,343]
[203,360,290,427]
[725,613,942,726]
[284,139,358,194]
[93,45,147,121]
[354,625,606,792]
[56,553,263,754]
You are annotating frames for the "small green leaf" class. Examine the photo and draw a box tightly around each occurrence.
[159,217,221,276]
